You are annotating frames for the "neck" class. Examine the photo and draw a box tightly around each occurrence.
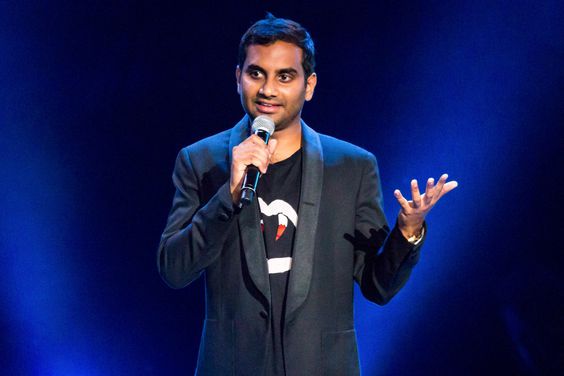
[270,120,302,163]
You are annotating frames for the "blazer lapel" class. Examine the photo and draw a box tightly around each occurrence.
[229,116,272,308]
[285,121,324,322]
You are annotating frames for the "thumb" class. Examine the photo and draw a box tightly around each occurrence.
[267,138,278,155]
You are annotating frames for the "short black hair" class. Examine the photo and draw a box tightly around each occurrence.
[238,13,316,79]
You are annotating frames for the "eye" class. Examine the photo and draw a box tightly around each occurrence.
[279,73,293,82]
[248,70,263,79]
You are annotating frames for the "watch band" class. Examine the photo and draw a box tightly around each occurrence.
[407,226,425,245]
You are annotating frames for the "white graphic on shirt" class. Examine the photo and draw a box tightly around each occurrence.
[267,257,292,274]
[258,197,298,274]
[258,198,298,241]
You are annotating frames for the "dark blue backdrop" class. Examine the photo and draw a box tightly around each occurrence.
[1,1,563,375]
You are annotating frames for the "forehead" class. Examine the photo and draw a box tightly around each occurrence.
[243,41,304,74]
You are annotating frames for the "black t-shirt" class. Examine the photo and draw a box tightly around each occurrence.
[257,148,302,376]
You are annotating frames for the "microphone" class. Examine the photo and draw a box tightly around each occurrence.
[240,115,275,206]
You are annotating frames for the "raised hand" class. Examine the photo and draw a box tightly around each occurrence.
[230,134,278,204]
[393,173,458,240]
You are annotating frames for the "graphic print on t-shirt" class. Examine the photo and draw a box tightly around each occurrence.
[259,198,298,240]
[258,197,298,274]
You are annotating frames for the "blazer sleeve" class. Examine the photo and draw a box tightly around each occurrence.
[157,147,236,289]
[352,152,425,305]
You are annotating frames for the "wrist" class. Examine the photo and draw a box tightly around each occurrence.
[230,188,241,205]
[406,226,424,244]
[230,177,244,203]
[399,224,423,242]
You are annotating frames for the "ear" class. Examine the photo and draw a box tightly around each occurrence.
[305,73,317,101]
[235,65,241,94]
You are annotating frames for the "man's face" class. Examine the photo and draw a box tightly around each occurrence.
[236,41,317,132]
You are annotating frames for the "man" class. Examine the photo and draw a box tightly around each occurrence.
[158,14,457,376]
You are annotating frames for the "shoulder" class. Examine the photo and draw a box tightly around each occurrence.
[172,128,233,186]
[182,128,231,155]
[177,128,231,167]
[317,133,377,168]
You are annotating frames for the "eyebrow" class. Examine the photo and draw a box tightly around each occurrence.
[246,64,299,76]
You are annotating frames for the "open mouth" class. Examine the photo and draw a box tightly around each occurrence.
[256,101,280,107]
[256,101,281,113]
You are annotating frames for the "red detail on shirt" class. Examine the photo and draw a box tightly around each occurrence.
[275,224,286,241]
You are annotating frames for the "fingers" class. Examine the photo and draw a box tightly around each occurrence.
[232,147,269,172]
[441,180,458,196]
[232,135,273,174]
[424,173,459,202]
[394,173,457,218]
[248,134,268,146]
[394,189,411,212]
[433,173,448,200]
[401,173,458,204]
[267,138,278,157]
[411,179,422,208]
[241,150,270,173]
[423,177,434,205]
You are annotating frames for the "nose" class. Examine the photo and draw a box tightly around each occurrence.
[259,77,278,97]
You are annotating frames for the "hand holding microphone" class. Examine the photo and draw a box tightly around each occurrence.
[230,116,277,206]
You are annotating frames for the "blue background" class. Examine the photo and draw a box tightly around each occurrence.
[1,1,563,375]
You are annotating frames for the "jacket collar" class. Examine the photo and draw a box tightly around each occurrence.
[229,115,324,317]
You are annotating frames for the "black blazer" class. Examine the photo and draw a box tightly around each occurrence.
[158,116,423,376]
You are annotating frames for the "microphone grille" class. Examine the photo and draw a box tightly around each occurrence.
[251,115,275,135]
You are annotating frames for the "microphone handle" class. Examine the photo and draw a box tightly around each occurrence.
[240,166,260,206]
[240,129,271,206]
